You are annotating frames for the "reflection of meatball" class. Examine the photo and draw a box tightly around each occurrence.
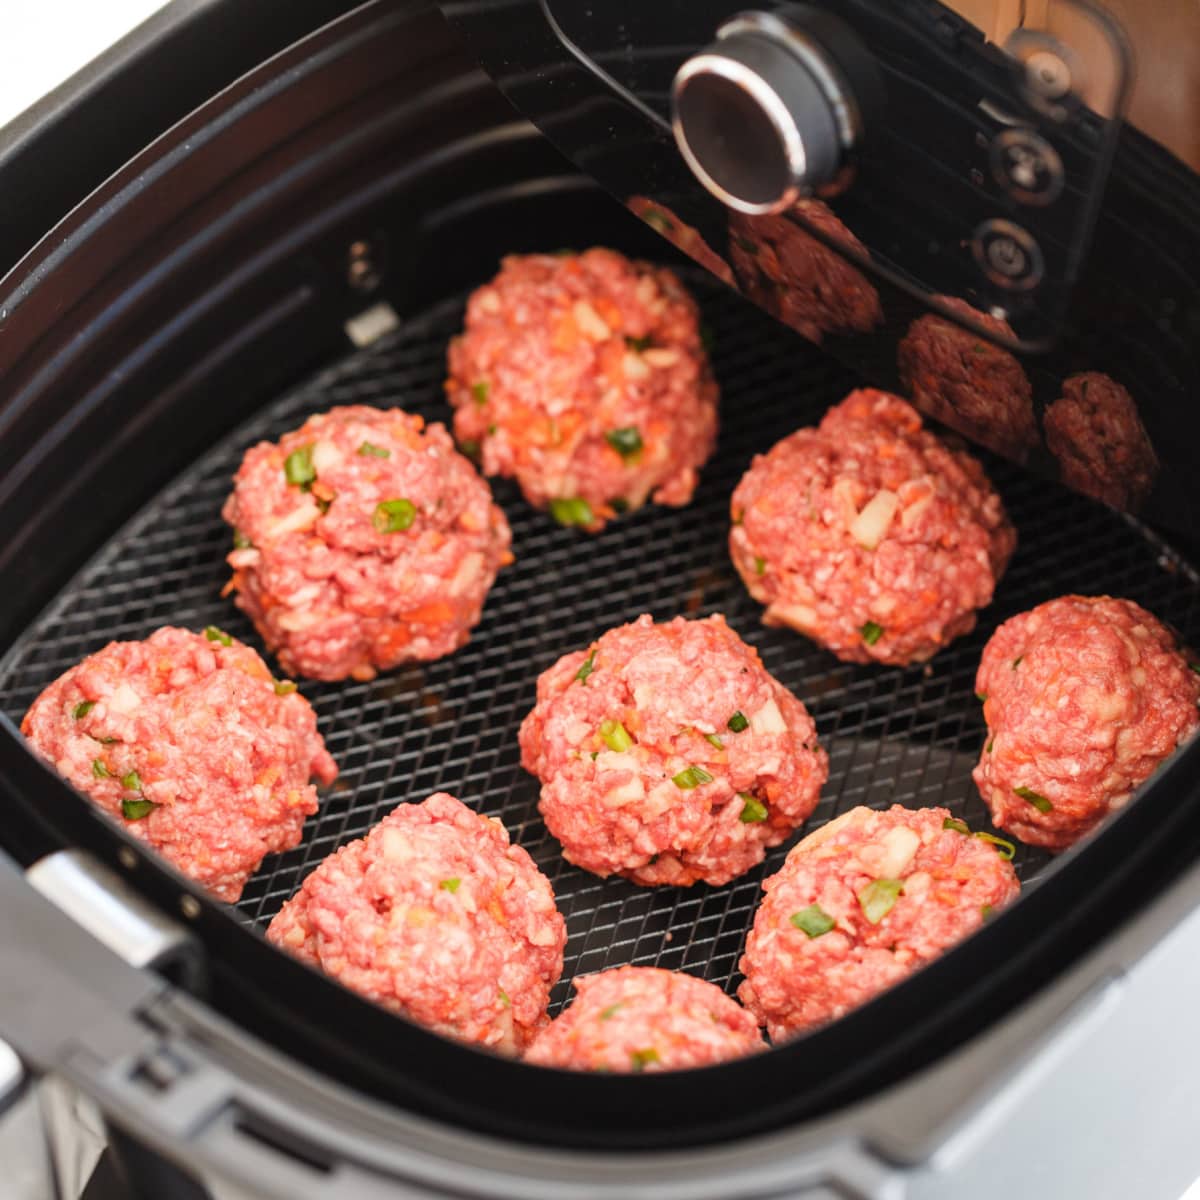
[897,297,1037,459]
[627,196,735,287]
[738,805,1019,1039]
[224,406,512,681]
[730,389,1015,666]
[974,596,1200,852]
[1044,372,1157,510]
[727,200,882,344]
[268,793,566,1054]
[21,627,337,902]
[518,614,827,887]
[446,250,718,531]
[525,966,762,1072]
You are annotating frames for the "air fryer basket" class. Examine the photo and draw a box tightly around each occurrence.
[4,0,1200,1170]
[4,265,1200,999]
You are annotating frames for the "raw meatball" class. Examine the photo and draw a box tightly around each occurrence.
[897,296,1037,460]
[267,792,566,1054]
[524,966,762,1072]
[730,389,1016,665]
[1044,372,1157,510]
[223,405,512,681]
[627,196,736,287]
[973,596,1200,851]
[21,626,336,902]
[446,249,718,531]
[727,200,882,344]
[519,613,827,887]
[739,805,1020,1039]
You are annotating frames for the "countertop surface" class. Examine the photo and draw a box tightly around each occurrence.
[0,2,167,132]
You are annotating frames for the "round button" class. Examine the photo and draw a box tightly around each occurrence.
[971,219,1044,291]
[990,129,1064,206]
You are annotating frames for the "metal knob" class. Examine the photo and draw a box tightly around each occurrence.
[672,8,871,214]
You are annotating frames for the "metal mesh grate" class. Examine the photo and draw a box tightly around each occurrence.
[4,277,1200,1012]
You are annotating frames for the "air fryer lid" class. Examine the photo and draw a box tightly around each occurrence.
[438,0,1200,546]
[1,0,1200,1160]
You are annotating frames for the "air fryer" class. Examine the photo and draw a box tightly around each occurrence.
[0,2,1199,1198]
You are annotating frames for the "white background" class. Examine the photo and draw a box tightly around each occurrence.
[0,2,166,131]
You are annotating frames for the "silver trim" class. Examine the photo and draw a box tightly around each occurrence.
[26,849,201,985]
[718,10,862,150]
[672,52,805,216]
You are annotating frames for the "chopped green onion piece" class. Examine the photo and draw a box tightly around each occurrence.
[672,765,713,789]
[630,1048,660,1072]
[589,751,599,760]
[121,770,142,792]
[858,878,903,924]
[790,904,836,938]
[459,439,480,458]
[754,555,767,576]
[642,209,673,234]
[986,737,995,753]
[861,621,884,646]
[704,732,725,750]
[739,794,768,823]
[1014,785,1053,813]
[976,691,988,702]
[605,427,644,458]
[440,877,461,893]
[549,497,594,527]
[734,235,758,254]
[373,498,417,533]
[498,988,511,1008]
[358,441,391,458]
[96,737,117,744]
[981,903,996,921]
[599,719,634,752]
[1191,663,1200,675]
[575,651,596,685]
[233,530,253,549]
[283,444,316,487]
[1012,656,1023,669]
[471,381,490,405]
[274,680,298,696]
[204,625,233,647]
[92,760,110,779]
[72,700,96,719]
[727,711,749,733]
[973,831,1016,860]
[942,817,970,835]
[624,334,653,353]
[600,1003,623,1020]
[121,798,157,821]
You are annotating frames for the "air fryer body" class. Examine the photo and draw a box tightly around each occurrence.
[0,2,1199,1198]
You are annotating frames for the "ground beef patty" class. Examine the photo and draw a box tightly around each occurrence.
[973,596,1200,851]
[267,792,566,1053]
[739,805,1019,1038]
[727,200,882,344]
[1044,372,1157,510]
[21,626,336,902]
[897,296,1037,460]
[626,196,736,287]
[524,966,762,1072]
[223,405,512,681]
[446,249,718,531]
[519,613,827,887]
[730,389,1015,666]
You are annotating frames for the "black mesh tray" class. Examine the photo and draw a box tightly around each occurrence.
[4,277,1200,1013]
